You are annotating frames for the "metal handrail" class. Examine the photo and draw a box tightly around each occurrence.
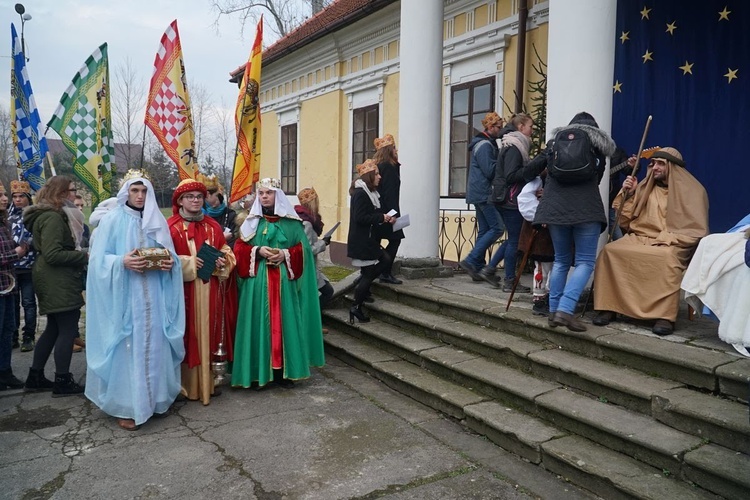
[438,208,506,266]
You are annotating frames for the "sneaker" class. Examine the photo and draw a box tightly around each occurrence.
[458,260,481,281]
[532,295,549,316]
[502,277,531,294]
[20,339,34,352]
[478,266,500,288]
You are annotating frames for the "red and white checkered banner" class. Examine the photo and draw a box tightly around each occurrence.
[145,19,199,180]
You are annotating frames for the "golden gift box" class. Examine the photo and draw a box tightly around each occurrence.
[136,247,171,270]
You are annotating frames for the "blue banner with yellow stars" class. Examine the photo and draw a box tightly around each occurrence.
[612,1,748,232]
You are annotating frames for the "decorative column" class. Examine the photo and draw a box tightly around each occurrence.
[546,0,617,250]
[397,0,444,264]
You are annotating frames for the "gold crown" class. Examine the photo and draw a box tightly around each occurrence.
[10,180,31,194]
[374,134,395,150]
[297,187,317,204]
[197,172,221,192]
[258,178,282,189]
[122,169,151,183]
[356,159,378,176]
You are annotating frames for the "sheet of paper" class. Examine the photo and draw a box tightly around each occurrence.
[392,214,410,232]
[386,209,398,217]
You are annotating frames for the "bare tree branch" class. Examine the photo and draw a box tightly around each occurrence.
[210,0,331,41]
[111,57,146,169]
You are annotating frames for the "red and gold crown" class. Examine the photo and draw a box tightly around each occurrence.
[356,159,378,176]
[297,187,318,204]
[197,172,221,192]
[10,180,31,194]
[374,133,395,150]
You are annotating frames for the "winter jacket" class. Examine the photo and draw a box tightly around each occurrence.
[532,121,616,232]
[465,133,499,205]
[23,204,88,315]
[489,144,527,207]
[377,160,404,240]
[347,188,386,261]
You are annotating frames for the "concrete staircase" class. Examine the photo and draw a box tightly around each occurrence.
[322,279,750,500]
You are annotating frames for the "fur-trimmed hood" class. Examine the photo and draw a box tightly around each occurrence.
[550,123,617,157]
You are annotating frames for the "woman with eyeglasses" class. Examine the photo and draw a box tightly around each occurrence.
[23,176,88,396]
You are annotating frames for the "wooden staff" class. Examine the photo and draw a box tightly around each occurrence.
[506,229,538,311]
[608,115,652,242]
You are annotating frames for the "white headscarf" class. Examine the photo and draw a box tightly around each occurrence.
[89,197,118,228]
[239,183,300,240]
[117,177,173,249]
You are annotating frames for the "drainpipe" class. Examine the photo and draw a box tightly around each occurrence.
[514,0,529,113]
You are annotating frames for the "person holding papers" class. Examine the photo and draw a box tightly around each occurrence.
[168,179,237,406]
[294,187,334,312]
[373,133,404,284]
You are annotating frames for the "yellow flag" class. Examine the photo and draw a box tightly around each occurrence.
[230,17,263,203]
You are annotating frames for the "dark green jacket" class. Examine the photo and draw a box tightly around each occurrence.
[24,204,87,315]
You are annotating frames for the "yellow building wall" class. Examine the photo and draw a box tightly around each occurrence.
[383,72,400,141]
[259,110,279,177]
[298,91,344,241]
[496,0,513,20]
[502,23,549,118]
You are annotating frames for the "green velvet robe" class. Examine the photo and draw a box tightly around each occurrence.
[231,215,325,387]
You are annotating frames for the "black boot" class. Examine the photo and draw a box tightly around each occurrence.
[379,273,403,285]
[52,373,84,398]
[348,304,370,324]
[0,369,25,390]
[25,368,54,392]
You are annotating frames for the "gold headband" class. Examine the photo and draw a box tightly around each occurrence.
[122,169,151,183]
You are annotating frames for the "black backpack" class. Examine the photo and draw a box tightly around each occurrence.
[548,127,598,184]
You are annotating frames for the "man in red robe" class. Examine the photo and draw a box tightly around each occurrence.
[168,179,237,405]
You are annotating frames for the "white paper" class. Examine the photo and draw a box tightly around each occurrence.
[392,214,410,232]
[386,209,398,217]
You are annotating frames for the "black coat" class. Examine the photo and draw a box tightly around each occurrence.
[490,145,527,207]
[376,161,404,240]
[347,187,386,261]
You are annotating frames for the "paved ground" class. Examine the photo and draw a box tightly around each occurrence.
[1,346,594,500]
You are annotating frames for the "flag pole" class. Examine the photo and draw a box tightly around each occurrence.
[46,151,57,177]
[139,125,147,168]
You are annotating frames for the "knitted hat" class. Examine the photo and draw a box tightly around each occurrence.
[297,187,318,205]
[356,159,378,176]
[374,133,395,150]
[481,112,502,130]
[650,147,685,168]
[172,178,207,213]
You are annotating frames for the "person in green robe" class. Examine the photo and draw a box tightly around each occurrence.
[231,178,325,388]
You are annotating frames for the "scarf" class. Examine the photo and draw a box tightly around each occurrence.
[204,201,227,218]
[355,178,380,209]
[178,208,208,246]
[294,205,324,236]
[62,200,85,250]
[501,131,531,165]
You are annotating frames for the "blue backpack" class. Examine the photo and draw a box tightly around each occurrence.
[548,128,598,184]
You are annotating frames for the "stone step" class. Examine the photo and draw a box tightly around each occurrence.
[652,387,750,454]
[335,300,701,419]
[683,443,750,500]
[323,330,486,419]
[370,283,744,398]
[324,324,745,498]
[541,435,719,500]
[536,388,704,473]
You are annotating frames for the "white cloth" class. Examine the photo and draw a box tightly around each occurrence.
[116,178,173,249]
[354,179,380,209]
[500,131,531,164]
[89,197,118,228]
[517,177,543,222]
[681,232,750,356]
[239,187,300,240]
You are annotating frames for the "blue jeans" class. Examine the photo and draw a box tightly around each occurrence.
[608,207,623,241]
[497,208,524,280]
[465,202,505,270]
[548,222,601,315]
[14,272,37,340]
[0,295,16,370]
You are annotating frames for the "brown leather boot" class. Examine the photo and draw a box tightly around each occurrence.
[552,311,588,332]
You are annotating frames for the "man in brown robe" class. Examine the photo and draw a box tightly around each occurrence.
[592,147,709,335]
